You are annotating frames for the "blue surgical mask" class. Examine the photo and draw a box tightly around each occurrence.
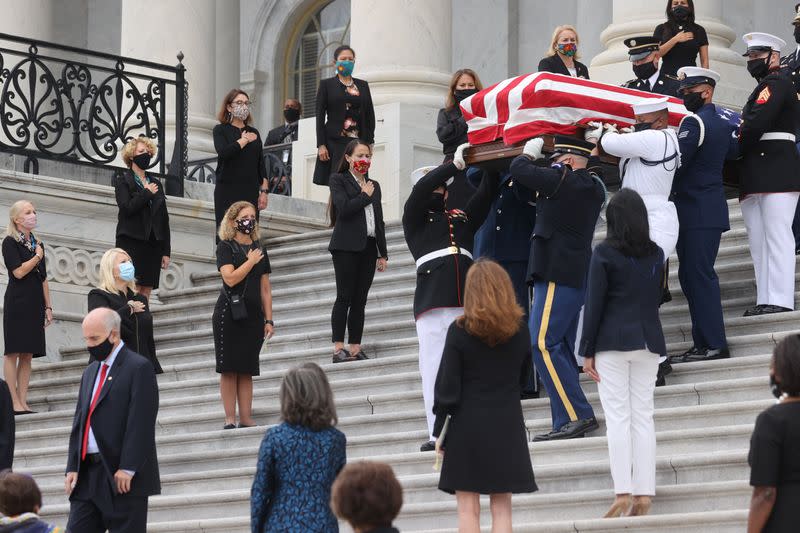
[336,60,355,77]
[118,261,136,281]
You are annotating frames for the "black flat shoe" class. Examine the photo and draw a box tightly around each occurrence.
[758,305,793,315]
[743,304,766,317]
[332,349,356,363]
[533,417,599,441]
[669,346,704,364]
[223,424,236,430]
[419,440,436,452]
[671,347,730,363]
[352,350,369,361]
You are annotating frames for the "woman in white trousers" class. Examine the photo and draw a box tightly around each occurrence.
[579,189,668,517]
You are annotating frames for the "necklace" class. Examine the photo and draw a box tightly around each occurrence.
[17,232,36,253]
[338,76,354,88]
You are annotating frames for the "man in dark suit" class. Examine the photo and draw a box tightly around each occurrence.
[510,136,606,440]
[65,307,159,533]
[264,99,301,146]
[622,36,680,97]
[264,99,301,195]
[669,67,736,364]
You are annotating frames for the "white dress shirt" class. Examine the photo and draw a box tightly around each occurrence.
[351,171,376,237]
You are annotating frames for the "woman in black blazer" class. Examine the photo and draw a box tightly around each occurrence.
[115,136,171,300]
[579,189,665,519]
[538,25,590,79]
[313,45,376,186]
[328,139,387,363]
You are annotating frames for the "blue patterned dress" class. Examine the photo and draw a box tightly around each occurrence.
[251,422,346,533]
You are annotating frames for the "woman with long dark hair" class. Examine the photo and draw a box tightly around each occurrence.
[313,45,376,186]
[654,0,709,77]
[327,139,388,363]
[579,189,666,518]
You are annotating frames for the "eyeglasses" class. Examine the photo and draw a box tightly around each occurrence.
[232,100,251,106]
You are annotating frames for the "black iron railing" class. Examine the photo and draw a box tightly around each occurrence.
[188,143,293,196]
[0,32,188,196]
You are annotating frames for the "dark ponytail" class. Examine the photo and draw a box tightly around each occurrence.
[327,139,371,227]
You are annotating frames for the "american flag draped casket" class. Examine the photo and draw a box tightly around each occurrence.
[459,71,742,187]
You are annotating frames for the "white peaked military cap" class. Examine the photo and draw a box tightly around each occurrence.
[676,66,721,88]
[742,32,786,55]
[632,96,670,116]
[410,166,454,187]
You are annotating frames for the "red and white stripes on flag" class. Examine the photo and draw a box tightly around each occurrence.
[459,72,689,146]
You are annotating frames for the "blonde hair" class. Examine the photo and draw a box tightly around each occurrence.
[4,200,34,240]
[97,248,137,295]
[546,25,581,59]
[218,201,261,242]
[280,362,337,430]
[121,136,157,167]
[457,259,523,347]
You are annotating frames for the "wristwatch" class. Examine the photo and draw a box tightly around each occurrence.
[259,188,268,194]
[264,319,274,326]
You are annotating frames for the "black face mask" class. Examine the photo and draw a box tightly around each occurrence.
[132,153,151,169]
[681,91,705,112]
[88,335,114,362]
[795,25,800,45]
[633,121,654,132]
[770,375,783,399]
[747,57,770,80]
[283,108,300,123]
[236,218,256,235]
[632,61,658,81]
[427,192,446,212]
[672,6,690,20]
[454,88,479,102]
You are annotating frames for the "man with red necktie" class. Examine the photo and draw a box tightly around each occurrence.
[65,307,159,533]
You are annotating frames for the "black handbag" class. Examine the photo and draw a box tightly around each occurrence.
[221,241,252,321]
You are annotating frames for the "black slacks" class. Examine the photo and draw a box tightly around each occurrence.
[67,460,148,533]
[330,238,377,344]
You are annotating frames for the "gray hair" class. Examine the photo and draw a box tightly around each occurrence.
[84,307,121,334]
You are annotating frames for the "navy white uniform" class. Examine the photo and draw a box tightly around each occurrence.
[402,162,497,441]
[509,138,605,437]
[739,33,800,314]
[671,71,738,356]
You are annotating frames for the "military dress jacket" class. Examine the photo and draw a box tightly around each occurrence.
[402,162,498,318]
[622,71,680,98]
[509,156,606,289]
[739,71,800,196]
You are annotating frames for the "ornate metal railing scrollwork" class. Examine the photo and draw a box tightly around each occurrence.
[0,33,188,196]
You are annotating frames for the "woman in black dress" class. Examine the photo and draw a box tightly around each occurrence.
[433,259,536,532]
[87,248,161,374]
[213,201,274,429]
[313,45,376,186]
[213,89,269,239]
[2,200,52,414]
[115,136,171,300]
[653,0,709,77]
[435,68,484,210]
[748,334,800,533]
[538,25,590,79]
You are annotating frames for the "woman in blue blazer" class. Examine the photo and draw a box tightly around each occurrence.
[579,189,665,519]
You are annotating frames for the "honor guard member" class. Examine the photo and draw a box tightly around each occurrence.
[622,36,680,97]
[597,97,680,384]
[402,146,498,452]
[780,4,800,253]
[509,136,605,440]
[739,32,800,316]
[669,67,737,364]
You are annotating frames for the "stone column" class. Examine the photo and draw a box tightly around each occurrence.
[349,0,453,107]
[0,0,54,41]
[215,0,241,107]
[120,0,220,156]
[590,0,750,108]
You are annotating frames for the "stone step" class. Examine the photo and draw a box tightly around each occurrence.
[35,447,749,525]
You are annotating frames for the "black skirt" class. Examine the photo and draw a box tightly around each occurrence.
[116,233,164,290]
[313,136,352,186]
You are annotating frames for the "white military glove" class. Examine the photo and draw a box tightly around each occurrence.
[603,122,619,135]
[522,137,545,160]
[453,142,470,170]
[584,121,604,143]
[620,126,635,134]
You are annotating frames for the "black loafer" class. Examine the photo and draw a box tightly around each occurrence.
[332,349,355,363]
[352,350,369,361]
[655,361,671,387]
[223,424,236,430]
[419,440,436,452]
[533,417,599,441]
[743,305,766,317]
[671,347,730,363]
[758,305,793,315]
[669,346,704,364]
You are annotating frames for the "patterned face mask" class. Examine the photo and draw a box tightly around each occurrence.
[236,218,256,235]
[231,103,250,120]
[557,43,577,57]
[351,159,371,174]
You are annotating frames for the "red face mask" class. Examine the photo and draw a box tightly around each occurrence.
[352,159,371,174]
